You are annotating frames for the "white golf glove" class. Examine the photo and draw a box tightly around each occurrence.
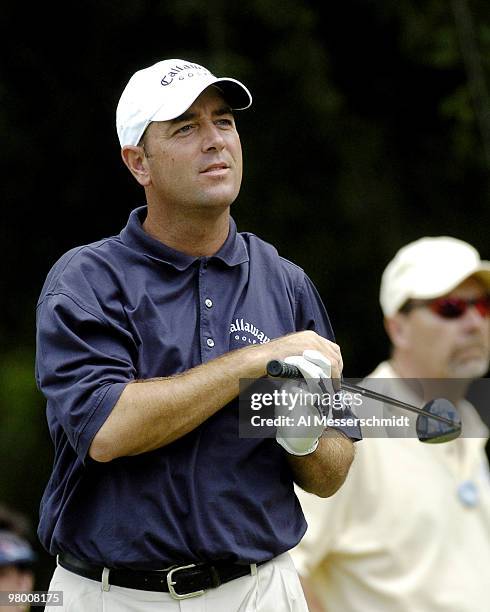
[275,350,334,456]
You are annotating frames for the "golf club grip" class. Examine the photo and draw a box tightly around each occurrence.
[267,360,303,379]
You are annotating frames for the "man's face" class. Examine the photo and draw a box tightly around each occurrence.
[394,277,490,379]
[0,565,33,612]
[141,86,242,213]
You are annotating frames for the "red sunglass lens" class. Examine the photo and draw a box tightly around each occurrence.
[431,296,490,318]
[432,299,465,318]
[475,297,490,317]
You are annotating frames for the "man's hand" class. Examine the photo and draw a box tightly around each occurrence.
[262,332,343,381]
[272,348,354,497]
[275,383,325,455]
[275,350,335,456]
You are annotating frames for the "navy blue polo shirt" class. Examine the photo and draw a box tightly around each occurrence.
[36,206,339,569]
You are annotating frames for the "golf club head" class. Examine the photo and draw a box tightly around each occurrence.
[416,398,462,443]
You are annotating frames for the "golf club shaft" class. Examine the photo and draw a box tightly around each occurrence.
[266,360,457,427]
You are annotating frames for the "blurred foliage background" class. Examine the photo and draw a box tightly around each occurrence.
[1,0,489,591]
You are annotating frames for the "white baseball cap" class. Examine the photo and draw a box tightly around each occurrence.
[380,236,490,316]
[116,59,252,147]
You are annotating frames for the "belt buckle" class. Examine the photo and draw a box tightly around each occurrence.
[167,563,205,600]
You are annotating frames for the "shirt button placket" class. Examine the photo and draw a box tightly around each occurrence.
[199,259,216,360]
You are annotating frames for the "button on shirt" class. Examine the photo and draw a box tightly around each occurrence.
[36,206,342,570]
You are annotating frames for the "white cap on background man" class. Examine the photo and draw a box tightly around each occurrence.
[380,236,490,317]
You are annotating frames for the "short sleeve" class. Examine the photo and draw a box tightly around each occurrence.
[295,274,335,340]
[36,292,137,461]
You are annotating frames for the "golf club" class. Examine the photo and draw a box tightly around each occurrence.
[266,359,462,443]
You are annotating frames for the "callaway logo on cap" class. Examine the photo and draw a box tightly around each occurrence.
[116,59,252,147]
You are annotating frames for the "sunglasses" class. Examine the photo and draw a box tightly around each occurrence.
[402,295,490,319]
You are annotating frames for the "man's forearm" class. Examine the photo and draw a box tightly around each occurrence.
[88,330,344,463]
[88,344,265,462]
[288,429,355,498]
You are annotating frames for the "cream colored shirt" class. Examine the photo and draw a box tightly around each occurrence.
[291,362,490,612]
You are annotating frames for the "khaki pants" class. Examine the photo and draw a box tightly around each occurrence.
[45,553,308,612]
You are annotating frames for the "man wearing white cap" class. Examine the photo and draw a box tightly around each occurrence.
[36,59,359,611]
[292,236,490,612]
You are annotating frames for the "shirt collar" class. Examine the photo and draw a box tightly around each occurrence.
[120,206,249,270]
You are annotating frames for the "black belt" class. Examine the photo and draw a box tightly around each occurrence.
[58,553,266,600]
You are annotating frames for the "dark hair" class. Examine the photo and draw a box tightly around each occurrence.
[0,504,36,570]
[0,504,32,540]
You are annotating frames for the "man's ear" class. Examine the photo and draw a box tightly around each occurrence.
[384,313,410,349]
[121,145,151,187]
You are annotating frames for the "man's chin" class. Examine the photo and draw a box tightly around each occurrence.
[449,358,490,379]
[195,185,240,209]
